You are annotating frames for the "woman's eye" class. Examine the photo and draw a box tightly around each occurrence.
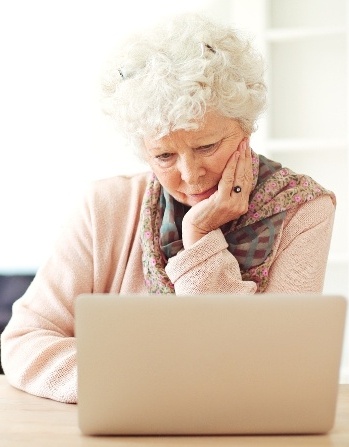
[155,153,173,162]
[198,143,217,153]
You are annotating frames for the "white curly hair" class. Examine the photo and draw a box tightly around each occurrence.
[101,13,267,154]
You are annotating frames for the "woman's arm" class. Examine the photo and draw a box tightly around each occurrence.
[265,195,335,293]
[1,174,148,403]
[0,193,94,403]
[165,228,257,294]
[165,195,335,295]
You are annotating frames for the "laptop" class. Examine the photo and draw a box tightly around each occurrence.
[75,293,347,436]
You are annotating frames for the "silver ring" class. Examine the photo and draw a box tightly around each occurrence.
[233,186,242,193]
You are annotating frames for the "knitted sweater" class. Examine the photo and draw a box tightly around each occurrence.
[1,172,335,403]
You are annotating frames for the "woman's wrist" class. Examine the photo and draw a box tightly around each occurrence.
[182,216,209,249]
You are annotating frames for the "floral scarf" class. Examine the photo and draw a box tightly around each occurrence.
[140,150,335,293]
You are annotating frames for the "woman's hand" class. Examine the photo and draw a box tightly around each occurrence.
[182,138,253,248]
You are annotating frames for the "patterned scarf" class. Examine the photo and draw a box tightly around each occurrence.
[140,150,335,293]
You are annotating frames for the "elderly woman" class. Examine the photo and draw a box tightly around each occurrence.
[1,14,335,403]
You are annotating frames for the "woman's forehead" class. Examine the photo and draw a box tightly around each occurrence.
[144,114,242,149]
[144,113,241,148]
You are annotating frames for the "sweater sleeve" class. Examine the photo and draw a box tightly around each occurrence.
[265,195,335,293]
[1,173,149,404]
[0,187,95,404]
[165,195,335,295]
[165,229,257,294]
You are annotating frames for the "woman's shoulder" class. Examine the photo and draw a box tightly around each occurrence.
[83,171,152,205]
[90,171,152,195]
[284,194,335,229]
[72,171,152,221]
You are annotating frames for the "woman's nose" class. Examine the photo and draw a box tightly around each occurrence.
[179,155,206,184]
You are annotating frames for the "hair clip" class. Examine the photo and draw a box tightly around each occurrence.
[200,42,216,57]
[117,68,125,80]
[205,43,216,53]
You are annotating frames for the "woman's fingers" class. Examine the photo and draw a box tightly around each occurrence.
[218,150,240,193]
[218,137,250,197]
[233,138,248,190]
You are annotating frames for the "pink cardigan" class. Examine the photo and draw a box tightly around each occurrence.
[1,172,335,403]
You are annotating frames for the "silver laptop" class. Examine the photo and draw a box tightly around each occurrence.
[75,293,347,436]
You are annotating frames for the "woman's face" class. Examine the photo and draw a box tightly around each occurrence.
[143,112,248,207]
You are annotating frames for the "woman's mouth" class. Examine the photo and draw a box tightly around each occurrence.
[187,185,218,201]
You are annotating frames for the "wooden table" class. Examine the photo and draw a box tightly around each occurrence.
[0,376,348,446]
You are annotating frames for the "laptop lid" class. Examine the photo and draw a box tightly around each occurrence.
[75,293,347,436]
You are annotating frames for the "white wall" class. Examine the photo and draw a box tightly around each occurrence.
[0,0,230,272]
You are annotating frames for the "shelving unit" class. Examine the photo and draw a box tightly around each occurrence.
[230,0,349,382]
